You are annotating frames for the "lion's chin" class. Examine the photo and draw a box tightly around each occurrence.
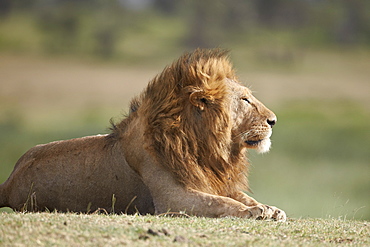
[245,138,271,153]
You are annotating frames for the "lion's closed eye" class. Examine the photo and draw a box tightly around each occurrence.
[242,98,251,104]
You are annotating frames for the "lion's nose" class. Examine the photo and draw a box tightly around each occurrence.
[267,118,276,127]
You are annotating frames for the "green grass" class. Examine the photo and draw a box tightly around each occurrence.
[0,212,368,246]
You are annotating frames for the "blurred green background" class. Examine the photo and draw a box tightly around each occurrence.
[0,0,369,220]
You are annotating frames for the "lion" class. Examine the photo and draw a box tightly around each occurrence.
[0,49,286,221]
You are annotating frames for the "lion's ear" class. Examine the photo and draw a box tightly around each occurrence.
[189,91,207,111]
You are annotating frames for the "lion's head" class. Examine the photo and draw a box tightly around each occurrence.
[227,79,277,154]
[122,49,276,196]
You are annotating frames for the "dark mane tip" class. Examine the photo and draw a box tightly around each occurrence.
[130,97,141,114]
[109,118,118,132]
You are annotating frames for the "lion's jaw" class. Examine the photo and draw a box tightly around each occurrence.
[242,128,272,153]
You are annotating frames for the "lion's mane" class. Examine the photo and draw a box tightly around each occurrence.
[111,49,249,196]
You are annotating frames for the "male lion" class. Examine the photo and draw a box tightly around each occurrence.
[0,49,286,221]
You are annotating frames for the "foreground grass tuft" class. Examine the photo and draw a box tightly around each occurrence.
[0,212,368,246]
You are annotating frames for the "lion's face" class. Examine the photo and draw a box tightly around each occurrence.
[227,80,277,153]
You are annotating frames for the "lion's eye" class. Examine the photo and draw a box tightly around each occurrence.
[242,98,251,104]
[200,98,207,104]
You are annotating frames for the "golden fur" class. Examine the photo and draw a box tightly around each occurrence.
[0,49,286,221]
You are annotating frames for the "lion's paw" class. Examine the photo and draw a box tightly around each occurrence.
[270,205,286,222]
[252,204,286,222]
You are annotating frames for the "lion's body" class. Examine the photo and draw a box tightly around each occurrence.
[0,135,155,213]
[0,49,286,221]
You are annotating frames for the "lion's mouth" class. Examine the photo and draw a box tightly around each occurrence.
[244,138,272,153]
[245,140,262,146]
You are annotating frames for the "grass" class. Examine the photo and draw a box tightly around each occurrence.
[0,212,368,246]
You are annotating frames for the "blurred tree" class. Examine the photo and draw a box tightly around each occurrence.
[221,0,253,32]
[185,0,210,48]
[185,0,228,49]
[254,0,280,27]
[275,0,308,28]
[0,0,11,18]
[94,27,117,58]
[92,0,124,58]
[153,0,178,15]
[335,0,368,44]
[36,2,79,54]
[253,0,309,28]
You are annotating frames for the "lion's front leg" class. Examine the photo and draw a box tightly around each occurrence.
[183,189,273,219]
[158,188,281,220]
[140,163,273,219]
[231,191,286,222]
